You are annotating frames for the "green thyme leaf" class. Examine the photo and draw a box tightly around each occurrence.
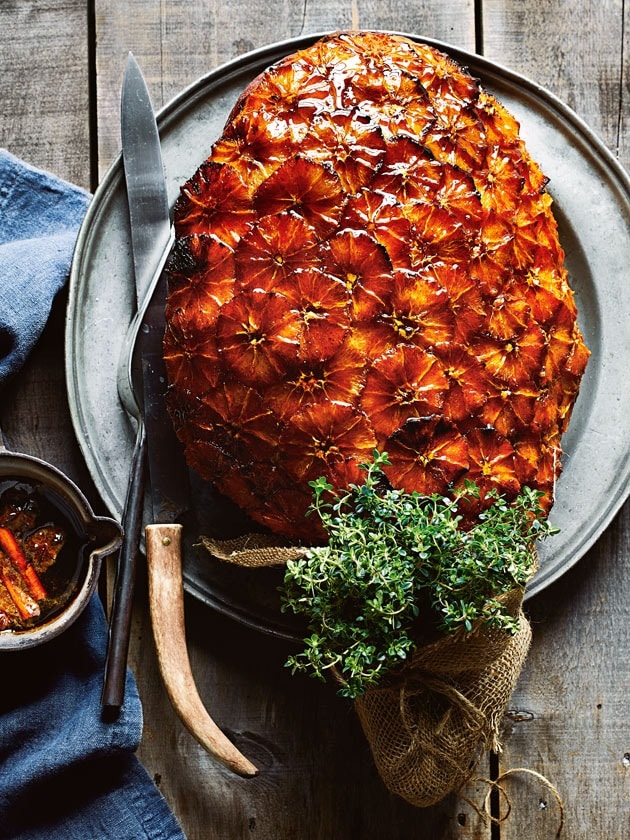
[281,451,557,700]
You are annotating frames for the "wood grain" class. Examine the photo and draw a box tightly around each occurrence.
[93,0,477,175]
[0,0,95,495]
[134,583,492,840]
[497,507,630,839]
[482,0,629,171]
[0,0,91,188]
[481,3,630,838]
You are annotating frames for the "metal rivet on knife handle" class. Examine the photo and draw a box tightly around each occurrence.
[145,522,259,778]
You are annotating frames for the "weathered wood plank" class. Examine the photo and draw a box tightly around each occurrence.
[0,0,95,494]
[482,0,629,170]
[495,506,630,840]
[133,578,493,840]
[93,0,477,175]
[0,0,91,188]
[481,3,630,838]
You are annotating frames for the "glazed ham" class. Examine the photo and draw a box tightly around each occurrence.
[164,31,589,540]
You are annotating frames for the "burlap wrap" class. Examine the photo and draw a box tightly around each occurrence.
[199,533,307,567]
[354,589,531,807]
[203,537,532,808]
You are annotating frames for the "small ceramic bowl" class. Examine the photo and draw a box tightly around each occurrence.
[0,447,121,651]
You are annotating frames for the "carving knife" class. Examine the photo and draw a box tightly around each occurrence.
[129,135,257,778]
[104,53,257,777]
[102,52,174,709]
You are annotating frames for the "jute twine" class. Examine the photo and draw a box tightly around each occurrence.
[469,767,565,838]
[203,536,562,828]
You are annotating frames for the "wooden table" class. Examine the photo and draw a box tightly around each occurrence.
[1,2,628,838]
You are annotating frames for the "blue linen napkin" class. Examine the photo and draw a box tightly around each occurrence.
[0,149,186,840]
[0,151,90,384]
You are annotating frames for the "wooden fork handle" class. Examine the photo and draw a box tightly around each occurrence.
[145,523,258,778]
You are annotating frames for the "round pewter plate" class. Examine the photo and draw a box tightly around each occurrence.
[66,33,630,639]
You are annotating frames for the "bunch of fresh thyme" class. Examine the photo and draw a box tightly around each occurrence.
[281,451,557,700]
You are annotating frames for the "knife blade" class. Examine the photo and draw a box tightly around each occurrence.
[121,54,172,306]
[102,52,174,710]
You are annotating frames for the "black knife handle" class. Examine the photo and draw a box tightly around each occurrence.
[101,420,147,710]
